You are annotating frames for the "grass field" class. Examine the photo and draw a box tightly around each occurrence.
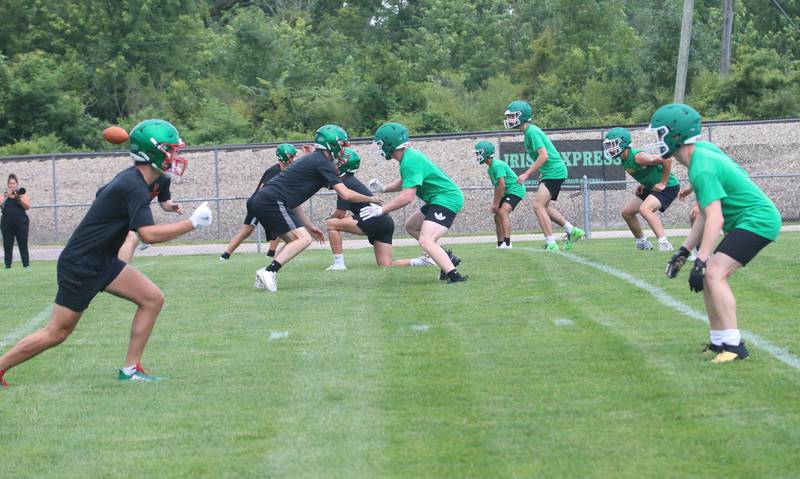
[2,234,800,478]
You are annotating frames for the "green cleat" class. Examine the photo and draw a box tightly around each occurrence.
[118,363,165,382]
[564,227,585,250]
[544,242,559,251]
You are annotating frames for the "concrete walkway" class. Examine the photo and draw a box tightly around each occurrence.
[10,225,800,262]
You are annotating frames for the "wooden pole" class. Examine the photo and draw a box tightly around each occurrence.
[720,0,734,75]
[674,0,694,103]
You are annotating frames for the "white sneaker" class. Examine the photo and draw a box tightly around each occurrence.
[658,240,674,252]
[416,254,436,266]
[688,247,698,261]
[635,239,653,250]
[137,243,151,251]
[497,243,511,249]
[325,264,347,271]
[256,268,277,292]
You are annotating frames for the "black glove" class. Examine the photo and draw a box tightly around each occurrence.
[688,259,706,293]
[665,246,691,278]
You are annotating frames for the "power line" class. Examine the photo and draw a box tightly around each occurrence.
[771,0,800,32]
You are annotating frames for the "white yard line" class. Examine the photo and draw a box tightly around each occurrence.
[553,250,800,370]
[0,306,51,349]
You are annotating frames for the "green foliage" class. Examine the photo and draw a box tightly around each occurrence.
[0,0,798,153]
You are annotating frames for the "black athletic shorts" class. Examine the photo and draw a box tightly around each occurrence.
[357,214,395,245]
[244,208,276,240]
[55,257,126,312]
[637,184,680,212]
[499,194,523,211]
[541,179,565,201]
[247,195,300,236]
[715,228,772,266]
[420,204,457,229]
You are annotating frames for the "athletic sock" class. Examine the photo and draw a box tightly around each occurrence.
[220,252,231,259]
[546,235,556,244]
[563,222,574,234]
[332,254,345,266]
[121,365,137,376]
[267,249,276,257]
[710,330,724,346]
[504,238,511,246]
[721,329,741,346]
[266,260,282,272]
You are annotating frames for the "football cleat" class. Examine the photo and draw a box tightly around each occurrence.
[256,268,278,292]
[658,240,674,252]
[636,239,654,250]
[702,342,724,358]
[439,250,462,280]
[447,274,469,284]
[220,256,230,262]
[544,242,559,251]
[418,254,436,266]
[325,264,347,271]
[497,243,511,249]
[711,342,749,363]
[118,363,164,382]
[688,247,699,261]
[563,227,585,250]
[137,242,151,251]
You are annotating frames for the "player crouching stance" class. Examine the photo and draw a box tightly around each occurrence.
[0,120,213,387]
[360,122,467,283]
[250,125,378,292]
[604,127,680,251]
[474,140,525,248]
[654,104,781,363]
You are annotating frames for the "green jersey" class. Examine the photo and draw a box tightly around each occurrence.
[689,143,781,240]
[622,148,680,189]
[523,124,567,180]
[488,159,526,199]
[400,148,464,213]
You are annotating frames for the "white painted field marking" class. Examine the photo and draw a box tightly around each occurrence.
[0,306,52,349]
[554,251,800,370]
[553,319,574,327]
[269,331,289,341]
[411,324,430,332]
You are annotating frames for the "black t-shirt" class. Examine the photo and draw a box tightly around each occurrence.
[261,151,342,209]
[149,175,172,203]
[59,167,155,271]
[336,174,373,216]
[257,163,282,192]
[1,193,27,217]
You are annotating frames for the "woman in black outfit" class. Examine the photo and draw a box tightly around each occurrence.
[1,173,31,268]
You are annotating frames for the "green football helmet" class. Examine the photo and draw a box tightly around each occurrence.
[373,122,410,160]
[474,140,495,164]
[339,148,361,177]
[129,119,187,176]
[646,103,702,158]
[314,124,349,162]
[276,143,298,164]
[603,127,632,159]
[504,100,533,129]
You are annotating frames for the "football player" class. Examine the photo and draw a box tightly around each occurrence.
[219,143,301,261]
[474,140,526,249]
[656,104,781,363]
[324,148,436,270]
[250,125,378,292]
[360,122,467,283]
[504,100,585,250]
[118,174,183,263]
[604,127,680,251]
[0,120,213,387]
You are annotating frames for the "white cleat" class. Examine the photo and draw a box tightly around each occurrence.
[635,239,653,250]
[325,264,347,271]
[658,241,674,252]
[256,268,277,292]
[137,243,151,251]
[416,254,436,266]
[688,247,698,261]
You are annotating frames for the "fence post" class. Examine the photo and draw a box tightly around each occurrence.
[213,148,221,239]
[708,124,713,143]
[51,156,58,243]
[582,175,591,238]
[255,222,262,253]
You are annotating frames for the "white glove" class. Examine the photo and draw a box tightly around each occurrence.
[368,178,385,193]
[191,201,213,228]
[359,203,384,221]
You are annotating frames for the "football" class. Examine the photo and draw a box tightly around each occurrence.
[102,126,129,144]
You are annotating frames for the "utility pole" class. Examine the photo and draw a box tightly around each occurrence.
[674,0,694,103]
[720,0,734,75]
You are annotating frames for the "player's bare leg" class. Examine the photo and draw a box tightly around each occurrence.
[532,186,554,236]
[267,237,282,256]
[118,231,140,263]
[373,242,393,266]
[274,228,313,265]
[498,203,513,239]
[325,217,363,271]
[493,212,503,243]
[105,265,165,368]
[224,224,255,256]
[705,253,741,330]
[418,221,454,271]
[621,196,645,239]
[405,210,425,240]
[639,195,671,250]
[0,305,82,374]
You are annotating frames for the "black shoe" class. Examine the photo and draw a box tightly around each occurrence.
[438,250,462,280]
[447,274,468,284]
[702,342,724,354]
[712,341,749,363]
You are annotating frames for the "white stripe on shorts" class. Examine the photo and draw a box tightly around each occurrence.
[277,201,297,230]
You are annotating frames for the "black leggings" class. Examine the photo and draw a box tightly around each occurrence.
[1,216,30,268]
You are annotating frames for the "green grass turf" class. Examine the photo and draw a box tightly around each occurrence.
[1,234,799,478]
